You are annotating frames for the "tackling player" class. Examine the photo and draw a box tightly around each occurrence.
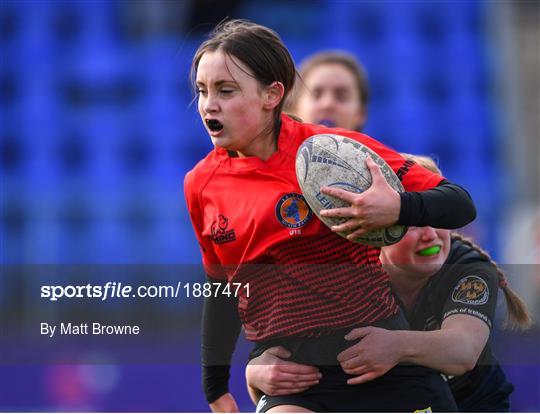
[247,156,531,412]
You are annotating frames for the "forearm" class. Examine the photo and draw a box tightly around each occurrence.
[245,362,265,404]
[398,180,476,228]
[396,329,481,375]
[247,383,263,405]
[202,278,242,403]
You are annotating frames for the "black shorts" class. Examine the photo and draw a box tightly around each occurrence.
[454,364,514,412]
[251,314,457,412]
[256,365,457,413]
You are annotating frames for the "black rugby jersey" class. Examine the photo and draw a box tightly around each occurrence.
[404,237,514,411]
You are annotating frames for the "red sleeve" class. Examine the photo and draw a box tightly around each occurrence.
[333,128,444,191]
[184,171,227,280]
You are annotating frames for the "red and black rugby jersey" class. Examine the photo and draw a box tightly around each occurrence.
[185,114,444,341]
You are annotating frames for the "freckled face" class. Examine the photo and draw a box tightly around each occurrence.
[196,50,272,155]
[295,63,365,131]
[380,226,451,278]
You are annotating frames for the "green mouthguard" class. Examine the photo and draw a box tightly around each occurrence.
[417,246,441,256]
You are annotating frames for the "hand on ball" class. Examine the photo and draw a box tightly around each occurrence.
[319,157,401,239]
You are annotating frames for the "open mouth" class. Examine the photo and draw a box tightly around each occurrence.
[318,119,336,128]
[206,119,224,132]
[416,245,441,257]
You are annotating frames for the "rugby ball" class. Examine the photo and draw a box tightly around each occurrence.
[295,134,407,247]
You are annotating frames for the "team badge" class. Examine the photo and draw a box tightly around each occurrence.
[211,214,236,244]
[275,193,313,228]
[452,275,489,305]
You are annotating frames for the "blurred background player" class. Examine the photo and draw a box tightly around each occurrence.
[247,155,532,412]
[285,51,369,132]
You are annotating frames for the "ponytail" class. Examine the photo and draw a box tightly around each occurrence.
[451,233,533,331]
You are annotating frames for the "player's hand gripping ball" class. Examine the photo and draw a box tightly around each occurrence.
[296,134,407,247]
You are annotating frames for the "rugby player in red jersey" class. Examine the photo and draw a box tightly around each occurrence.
[185,20,476,412]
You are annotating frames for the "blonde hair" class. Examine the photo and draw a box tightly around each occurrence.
[401,153,533,331]
[400,153,441,175]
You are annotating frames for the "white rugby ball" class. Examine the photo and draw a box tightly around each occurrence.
[296,134,407,247]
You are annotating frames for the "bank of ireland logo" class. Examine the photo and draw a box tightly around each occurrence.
[275,193,313,228]
[452,275,489,305]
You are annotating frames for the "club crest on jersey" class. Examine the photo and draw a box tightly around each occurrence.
[452,275,489,305]
[211,214,236,244]
[275,193,313,229]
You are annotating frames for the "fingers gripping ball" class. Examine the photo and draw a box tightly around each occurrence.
[296,134,407,247]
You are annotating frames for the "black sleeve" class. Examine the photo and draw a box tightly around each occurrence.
[398,180,476,228]
[201,276,242,404]
[440,262,499,329]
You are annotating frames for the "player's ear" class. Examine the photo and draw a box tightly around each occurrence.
[262,81,285,110]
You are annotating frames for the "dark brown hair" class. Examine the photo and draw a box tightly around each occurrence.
[191,19,296,136]
[286,51,370,113]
